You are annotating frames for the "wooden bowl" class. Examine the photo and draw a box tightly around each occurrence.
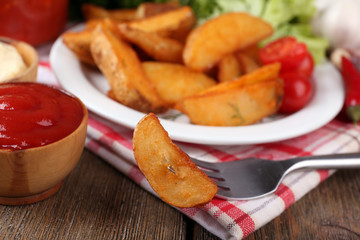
[0,85,88,205]
[0,37,38,83]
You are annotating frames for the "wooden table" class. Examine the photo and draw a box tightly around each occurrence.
[0,149,359,239]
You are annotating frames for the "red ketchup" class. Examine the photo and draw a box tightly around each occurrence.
[0,83,84,150]
[0,0,68,46]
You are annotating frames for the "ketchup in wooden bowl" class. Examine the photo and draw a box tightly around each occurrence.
[0,83,83,150]
[0,82,88,205]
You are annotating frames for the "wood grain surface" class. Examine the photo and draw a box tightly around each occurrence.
[0,149,359,240]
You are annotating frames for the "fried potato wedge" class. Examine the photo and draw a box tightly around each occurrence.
[217,53,242,82]
[239,44,260,63]
[62,29,96,66]
[85,19,103,30]
[176,63,283,126]
[90,19,167,113]
[82,3,137,22]
[133,113,218,208]
[142,62,217,106]
[118,24,183,63]
[183,12,273,71]
[177,80,283,126]
[237,52,260,74]
[205,63,281,94]
[126,6,196,43]
[136,2,180,18]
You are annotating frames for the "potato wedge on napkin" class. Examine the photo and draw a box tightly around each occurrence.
[133,113,217,208]
[142,61,216,107]
[176,63,283,126]
[90,19,167,113]
[183,12,273,71]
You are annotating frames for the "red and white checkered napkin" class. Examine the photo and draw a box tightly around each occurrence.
[85,113,360,240]
[38,60,360,240]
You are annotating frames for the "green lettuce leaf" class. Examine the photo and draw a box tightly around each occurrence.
[261,0,315,28]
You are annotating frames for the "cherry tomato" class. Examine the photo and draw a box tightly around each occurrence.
[259,37,308,71]
[279,72,313,113]
[293,52,315,78]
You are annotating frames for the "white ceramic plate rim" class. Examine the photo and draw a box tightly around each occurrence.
[50,26,344,145]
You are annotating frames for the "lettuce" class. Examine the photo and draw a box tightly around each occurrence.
[188,0,265,24]
[261,0,328,64]
[261,0,315,28]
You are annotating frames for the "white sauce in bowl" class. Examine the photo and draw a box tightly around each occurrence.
[0,42,27,82]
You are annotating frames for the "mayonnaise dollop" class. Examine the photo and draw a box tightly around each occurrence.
[0,41,27,82]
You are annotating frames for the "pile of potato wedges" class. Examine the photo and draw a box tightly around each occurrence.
[62,2,283,126]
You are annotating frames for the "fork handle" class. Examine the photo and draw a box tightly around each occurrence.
[282,152,360,172]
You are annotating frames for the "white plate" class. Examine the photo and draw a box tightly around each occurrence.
[50,26,344,146]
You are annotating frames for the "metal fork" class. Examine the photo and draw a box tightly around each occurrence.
[191,152,360,200]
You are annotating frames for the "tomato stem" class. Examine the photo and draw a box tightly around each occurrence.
[341,56,360,125]
[346,105,360,126]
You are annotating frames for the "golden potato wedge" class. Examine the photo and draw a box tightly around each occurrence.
[85,19,103,30]
[82,4,108,20]
[82,4,137,22]
[217,53,242,82]
[118,24,183,63]
[204,63,281,95]
[183,12,273,71]
[90,19,167,113]
[177,79,283,126]
[237,52,260,74]
[176,63,283,126]
[240,44,261,63]
[133,113,218,208]
[136,2,180,18]
[142,62,217,106]
[126,6,196,43]
[62,29,96,66]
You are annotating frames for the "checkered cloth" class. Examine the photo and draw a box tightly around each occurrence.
[38,44,360,240]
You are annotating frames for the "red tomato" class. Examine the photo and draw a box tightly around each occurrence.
[259,37,308,71]
[279,72,313,113]
[293,52,315,78]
